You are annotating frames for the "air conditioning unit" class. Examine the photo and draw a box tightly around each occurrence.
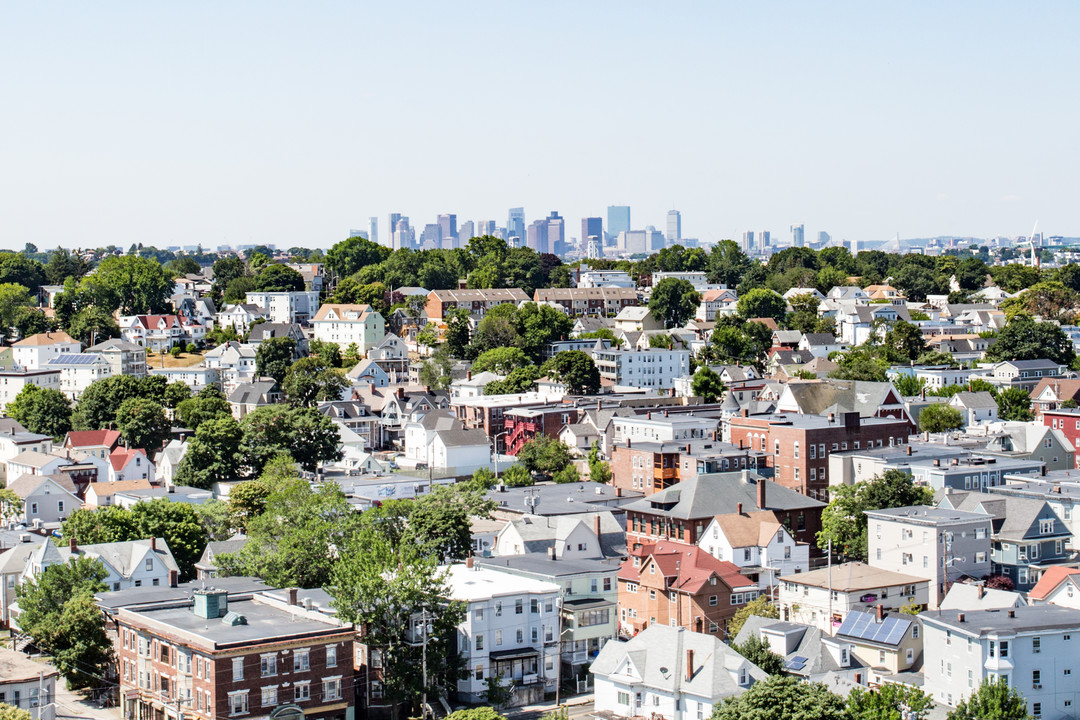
[1033,684,1042,690]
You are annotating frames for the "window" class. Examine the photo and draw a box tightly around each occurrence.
[1033,702,1041,717]
[293,649,310,671]
[30,503,37,515]
[229,691,248,716]
[515,628,523,643]
[912,625,919,639]
[323,679,341,701]
[475,664,484,681]
[709,595,718,606]
[233,658,244,681]
[145,558,153,571]
[793,442,799,459]
[475,608,484,621]
[58,501,64,513]
[515,599,523,614]
[1000,641,1009,658]
[1033,670,1041,688]
[880,650,886,664]
[532,598,540,613]
[260,654,276,677]
[617,692,630,706]
[1033,637,1041,654]
[326,645,337,667]
[261,687,277,707]
[294,683,310,702]
[495,630,503,646]
[475,633,484,651]
[604,577,612,591]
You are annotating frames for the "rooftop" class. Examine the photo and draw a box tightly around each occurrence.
[864,505,992,526]
[442,562,561,602]
[0,647,59,683]
[477,554,621,578]
[779,562,926,592]
[922,604,1080,635]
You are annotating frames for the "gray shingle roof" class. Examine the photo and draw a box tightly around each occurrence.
[622,471,824,520]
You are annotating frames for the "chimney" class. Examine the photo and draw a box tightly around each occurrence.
[369,382,375,394]
[648,412,652,420]
[168,570,178,588]
[1043,467,1048,477]
[828,412,835,423]
[876,604,884,622]
[150,537,157,551]
[906,445,912,456]
[397,386,405,399]
[958,613,965,622]
[1008,609,1015,619]
[686,649,695,681]
[664,410,669,417]
[977,585,985,599]
[920,387,926,400]
[615,487,622,497]
[933,459,940,467]
[288,587,299,606]
[68,537,77,553]
[685,443,691,454]
[757,479,766,509]
[736,503,743,515]
[594,514,602,539]
[467,370,472,380]
[466,555,475,569]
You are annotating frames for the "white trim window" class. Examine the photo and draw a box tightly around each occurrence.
[294,682,311,702]
[228,691,248,716]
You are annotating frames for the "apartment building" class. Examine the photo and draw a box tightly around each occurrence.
[47,353,113,400]
[591,347,691,392]
[88,338,147,377]
[698,510,810,589]
[311,304,386,354]
[424,288,529,322]
[921,605,1080,716]
[12,332,80,371]
[1043,408,1080,468]
[865,506,992,609]
[115,587,353,720]
[0,370,60,414]
[610,439,758,495]
[727,410,912,501]
[532,287,637,317]
[245,290,322,325]
[777,562,930,634]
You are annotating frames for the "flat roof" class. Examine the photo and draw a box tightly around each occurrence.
[922,605,1080,635]
[477,554,621,578]
[442,563,561,602]
[0,647,58,682]
[96,577,269,613]
[779,562,927,592]
[865,505,992,526]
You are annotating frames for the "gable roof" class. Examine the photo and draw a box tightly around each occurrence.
[711,510,784,548]
[312,303,378,323]
[14,331,78,347]
[620,541,753,594]
[623,471,824,520]
[66,429,122,449]
[110,447,149,472]
[1029,567,1080,601]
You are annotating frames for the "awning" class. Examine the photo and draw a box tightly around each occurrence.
[489,648,540,662]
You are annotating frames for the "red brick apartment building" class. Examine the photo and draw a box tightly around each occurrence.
[610,439,763,495]
[424,288,529,322]
[728,411,912,502]
[115,588,353,720]
[618,541,759,640]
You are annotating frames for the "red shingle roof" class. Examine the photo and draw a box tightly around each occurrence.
[65,430,121,449]
[1028,567,1080,600]
[619,541,752,595]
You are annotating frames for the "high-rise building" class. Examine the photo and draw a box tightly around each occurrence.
[817,231,830,247]
[369,217,379,246]
[741,231,754,253]
[586,235,603,260]
[526,219,547,254]
[438,214,458,249]
[508,208,526,244]
[607,206,631,244]
[546,211,565,256]
[389,213,402,240]
[667,210,682,245]
[791,224,805,248]
[392,217,412,250]
[458,220,475,247]
[421,224,441,249]
[758,231,770,254]
[477,220,496,237]
[582,217,603,250]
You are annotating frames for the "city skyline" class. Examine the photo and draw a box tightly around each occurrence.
[2,3,1079,250]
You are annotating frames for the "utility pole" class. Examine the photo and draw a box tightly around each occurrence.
[827,539,833,634]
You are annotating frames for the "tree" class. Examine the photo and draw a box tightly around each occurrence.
[223,276,256,304]
[72,375,157,431]
[5,385,72,438]
[444,307,472,358]
[711,676,847,720]
[15,556,112,688]
[500,464,534,487]
[948,678,1031,720]
[986,575,1015,591]
[649,277,701,328]
[283,357,349,407]
[884,320,927,362]
[892,373,926,397]
[847,683,934,720]
[691,366,725,403]
[514,303,573,363]
[255,336,296,385]
[707,240,753,287]
[587,442,612,484]
[240,405,342,474]
[254,263,305,292]
[515,436,573,477]
[175,392,231,430]
[174,416,245,489]
[62,505,137,544]
[64,305,120,346]
[997,387,1035,422]
[484,366,540,395]
[0,253,45,292]
[727,595,779,639]
[731,635,785,675]
[325,236,391,279]
[46,248,90,286]
[737,288,787,323]
[115,397,171,453]
[211,256,246,301]
[0,283,33,341]
[416,322,439,350]
[472,347,530,375]
[163,381,192,409]
[984,314,1076,366]
[0,704,32,720]
[540,351,600,395]
[553,463,580,483]
[166,256,202,276]
[406,484,496,562]
[918,404,964,433]
[219,478,357,588]
[83,255,171,314]
[817,469,935,560]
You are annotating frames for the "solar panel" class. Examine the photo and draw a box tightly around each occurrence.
[837,610,911,645]
[48,354,100,366]
[784,656,808,671]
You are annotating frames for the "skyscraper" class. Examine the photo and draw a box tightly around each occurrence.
[508,208,526,245]
[586,235,603,260]
[607,206,630,244]
[741,231,754,253]
[791,224,805,248]
[546,211,565,256]
[438,214,458,249]
[477,220,496,237]
[369,217,379,246]
[758,231,770,254]
[458,220,475,247]
[392,217,412,250]
[421,224,441,249]
[817,231,831,247]
[526,219,548,254]
[666,210,682,245]
[582,217,603,250]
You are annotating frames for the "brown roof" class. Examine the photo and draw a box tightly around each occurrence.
[87,479,153,498]
[620,541,754,594]
[712,510,782,548]
[1030,378,1080,403]
[747,318,779,331]
[14,331,77,347]
[312,303,376,323]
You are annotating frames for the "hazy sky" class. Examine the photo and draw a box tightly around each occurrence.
[2,2,1078,251]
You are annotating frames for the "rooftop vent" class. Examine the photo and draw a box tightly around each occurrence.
[221,611,247,626]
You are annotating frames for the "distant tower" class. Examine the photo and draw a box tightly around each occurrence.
[508,208,526,243]
[607,206,631,244]
[458,220,475,247]
[582,217,603,249]
[437,214,458,249]
[791,224,805,248]
[817,231,830,247]
[741,231,754,253]
[477,220,496,237]
[546,211,565,256]
[667,210,682,245]
[758,231,770,254]
[587,235,602,260]
[369,217,379,246]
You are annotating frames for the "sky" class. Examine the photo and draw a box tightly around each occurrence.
[1,2,1079,251]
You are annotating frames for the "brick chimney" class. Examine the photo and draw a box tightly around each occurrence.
[397,386,405,400]
[466,555,474,569]
[288,587,299,606]
[736,503,743,515]
[594,514,602,539]
[467,371,472,380]
[977,584,985,599]
[68,537,77,553]
[150,537,157,551]
[168,570,179,588]
[686,649,695,681]
[958,612,965,622]
[876,604,884,622]
[757,479,766,509]
[906,445,912,456]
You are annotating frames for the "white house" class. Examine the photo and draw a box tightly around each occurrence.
[450,372,504,402]
[203,341,257,394]
[778,562,930,634]
[949,391,999,426]
[216,303,267,334]
[698,510,810,588]
[47,353,113,400]
[0,422,53,486]
[432,428,491,474]
[0,648,59,720]
[5,451,72,483]
[444,560,561,707]
[245,290,322,325]
[347,359,391,389]
[311,303,386,353]
[154,439,188,486]
[592,346,692,392]
[5,474,80,528]
[18,536,180,598]
[148,364,220,391]
[12,332,80,371]
[0,370,61,411]
[590,624,766,720]
[119,314,205,351]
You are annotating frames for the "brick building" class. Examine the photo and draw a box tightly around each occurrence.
[531,287,638,317]
[621,471,825,551]
[727,411,912,502]
[452,393,565,453]
[114,587,354,720]
[504,406,581,455]
[617,541,759,640]
[424,289,529,322]
[1043,408,1080,468]
[610,439,763,495]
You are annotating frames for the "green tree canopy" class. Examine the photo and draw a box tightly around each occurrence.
[984,314,1076,366]
[540,350,600,395]
[649,277,701,328]
[817,469,934,560]
[727,595,779,639]
[283,357,349,407]
[83,255,172,315]
[239,405,342,474]
[847,683,934,720]
[515,435,573,478]
[691,365,725,403]
[731,635,785,675]
[471,347,530,375]
[5,385,72,439]
[711,676,847,720]
[174,416,245,489]
[115,397,171,453]
[254,263,306,292]
[997,387,1035,422]
[255,336,297,385]
[918,404,965,433]
[947,678,1032,720]
[737,288,787,323]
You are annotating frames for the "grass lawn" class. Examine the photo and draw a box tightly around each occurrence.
[145,350,204,369]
